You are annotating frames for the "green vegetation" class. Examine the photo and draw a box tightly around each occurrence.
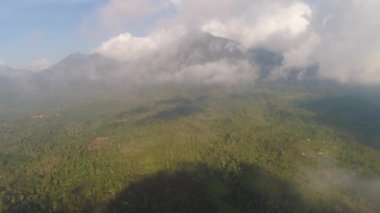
[0,83,380,212]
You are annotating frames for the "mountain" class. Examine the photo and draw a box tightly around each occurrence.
[0,65,29,81]
[1,31,319,98]
[28,31,319,89]
[136,31,245,73]
[135,31,316,82]
[36,53,123,83]
[0,66,33,109]
[172,30,245,66]
[30,53,125,94]
[0,65,31,91]
[127,31,251,84]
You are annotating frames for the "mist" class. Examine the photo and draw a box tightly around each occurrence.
[304,167,380,211]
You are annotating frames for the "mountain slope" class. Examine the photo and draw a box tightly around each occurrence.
[36,53,123,84]
[0,31,318,107]
[0,65,30,85]
[5,32,317,92]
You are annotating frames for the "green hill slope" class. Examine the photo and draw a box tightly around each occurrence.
[1,83,380,212]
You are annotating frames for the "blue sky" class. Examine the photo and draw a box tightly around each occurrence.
[0,0,179,68]
[0,0,106,67]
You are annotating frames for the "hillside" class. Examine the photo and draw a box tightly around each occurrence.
[1,82,380,212]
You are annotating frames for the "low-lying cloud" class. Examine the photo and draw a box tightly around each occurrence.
[305,168,380,211]
[164,60,257,84]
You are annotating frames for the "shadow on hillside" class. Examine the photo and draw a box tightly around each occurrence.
[105,162,350,213]
[145,105,202,122]
[298,96,380,149]
[112,96,207,125]
[4,162,354,212]
[155,97,193,106]
[114,106,151,119]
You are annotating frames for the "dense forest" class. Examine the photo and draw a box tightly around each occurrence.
[1,82,380,212]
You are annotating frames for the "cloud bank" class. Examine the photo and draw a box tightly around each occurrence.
[93,0,380,85]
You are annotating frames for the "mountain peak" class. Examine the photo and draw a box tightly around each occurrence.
[60,52,86,62]
[179,30,238,46]
[181,30,214,40]
[168,30,243,66]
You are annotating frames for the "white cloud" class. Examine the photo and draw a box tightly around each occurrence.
[97,0,175,32]
[96,27,186,61]
[282,32,320,68]
[0,58,5,66]
[94,0,380,84]
[96,33,157,61]
[201,1,312,51]
[311,0,380,84]
[99,0,154,30]
[25,58,55,71]
[97,0,312,60]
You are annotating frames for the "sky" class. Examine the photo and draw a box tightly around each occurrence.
[0,0,379,84]
[0,0,105,69]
